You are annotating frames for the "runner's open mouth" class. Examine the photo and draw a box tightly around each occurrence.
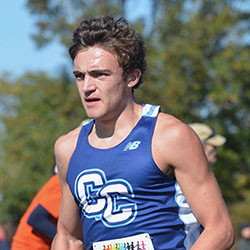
[86,98,100,102]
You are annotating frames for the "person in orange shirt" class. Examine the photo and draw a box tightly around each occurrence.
[11,171,61,250]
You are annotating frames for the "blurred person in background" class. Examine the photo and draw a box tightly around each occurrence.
[237,222,250,250]
[11,166,61,250]
[189,123,226,164]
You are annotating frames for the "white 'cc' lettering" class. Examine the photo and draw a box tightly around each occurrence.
[74,169,137,228]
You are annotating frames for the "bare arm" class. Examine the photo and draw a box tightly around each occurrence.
[51,129,85,250]
[153,114,234,250]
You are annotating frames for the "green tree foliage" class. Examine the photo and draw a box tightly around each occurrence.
[0,71,85,224]
[26,0,126,49]
[135,0,250,204]
[0,0,249,232]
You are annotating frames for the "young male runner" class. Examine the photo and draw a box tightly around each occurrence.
[52,16,234,250]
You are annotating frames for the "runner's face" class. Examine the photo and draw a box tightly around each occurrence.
[73,46,130,120]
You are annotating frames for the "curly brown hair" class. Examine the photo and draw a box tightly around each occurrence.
[69,16,146,90]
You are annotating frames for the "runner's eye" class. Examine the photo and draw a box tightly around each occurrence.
[91,71,110,78]
[93,72,108,78]
[73,71,85,80]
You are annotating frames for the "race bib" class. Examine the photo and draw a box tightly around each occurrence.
[92,233,154,250]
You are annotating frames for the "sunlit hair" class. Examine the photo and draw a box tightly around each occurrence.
[69,16,146,90]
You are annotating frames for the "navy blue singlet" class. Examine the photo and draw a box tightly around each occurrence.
[67,104,201,250]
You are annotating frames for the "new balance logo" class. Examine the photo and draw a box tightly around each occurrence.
[123,141,141,151]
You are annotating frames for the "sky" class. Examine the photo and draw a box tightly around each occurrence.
[0,0,67,77]
[0,0,151,78]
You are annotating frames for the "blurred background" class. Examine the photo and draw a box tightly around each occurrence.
[0,0,249,248]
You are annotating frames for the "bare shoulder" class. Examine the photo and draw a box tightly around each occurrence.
[153,112,203,172]
[54,126,82,177]
[155,112,197,144]
[55,126,82,155]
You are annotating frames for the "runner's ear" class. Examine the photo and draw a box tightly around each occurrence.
[127,69,141,88]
